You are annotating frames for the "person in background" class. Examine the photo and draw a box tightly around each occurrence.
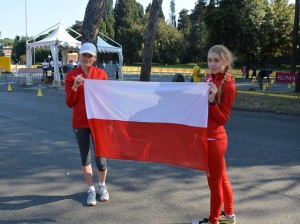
[192,45,236,224]
[76,59,81,67]
[257,69,272,90]
[65,42,110,206]
[192,60,202,82]
[58,60,63,80]
[42,59,49,77]
[241,65,247,79]
[67,60,74,71]
[50,60,54,73]
[101,61,106,69]
[251,65,257,80]
[114,61,120,79]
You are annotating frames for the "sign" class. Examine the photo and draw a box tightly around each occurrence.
[275,72,298,83]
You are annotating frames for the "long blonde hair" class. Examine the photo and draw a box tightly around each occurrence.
[208,45,235,104]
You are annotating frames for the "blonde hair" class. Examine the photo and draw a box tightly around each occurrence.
[208,45,235,104]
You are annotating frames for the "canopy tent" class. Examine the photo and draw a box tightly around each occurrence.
[26,23,81,87]
[97,35,123,80]
[26,23,124,86]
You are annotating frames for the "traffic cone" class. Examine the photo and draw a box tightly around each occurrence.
[288,83,291,88]
[37,86,43,96]
[292,81,295,86]
[271,79,274,85]
[7,83,12,91]
[263,83,267,91]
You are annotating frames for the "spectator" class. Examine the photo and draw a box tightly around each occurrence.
[257,69,272,90]
[76,59,81,67]
[42,59,49,77]
[172,73,185,82]
[58,60,63,80]
[101,61,106,69]
[241,65,247,79]
[192,60,201,82]
[114,61,120,79]
[67,60,74,71]
[251,65,257,80]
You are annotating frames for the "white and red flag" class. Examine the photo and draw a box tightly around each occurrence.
[84,80,209,171]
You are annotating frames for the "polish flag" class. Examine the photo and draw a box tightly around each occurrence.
[84,80,209,171]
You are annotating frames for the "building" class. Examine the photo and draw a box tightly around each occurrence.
[3,45,13,57]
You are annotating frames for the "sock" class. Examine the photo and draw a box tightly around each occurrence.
[88,186,95,192]
[226,214,235,219]
[98,181,105,187]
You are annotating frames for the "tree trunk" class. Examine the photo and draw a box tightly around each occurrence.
[140,0,163,81]
[291,0,300,92]
[82,0,105,46]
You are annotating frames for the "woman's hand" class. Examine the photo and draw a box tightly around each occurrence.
[72,75,84,91]
[208,82,218,103]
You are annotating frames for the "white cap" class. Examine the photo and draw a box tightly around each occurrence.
[79,43,97,56]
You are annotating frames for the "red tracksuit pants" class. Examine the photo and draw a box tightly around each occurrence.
[207,138,234,224]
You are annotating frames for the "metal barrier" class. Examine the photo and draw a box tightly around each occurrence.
[18,68,44,86]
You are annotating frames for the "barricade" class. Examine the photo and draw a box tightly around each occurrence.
[18,68,44,86]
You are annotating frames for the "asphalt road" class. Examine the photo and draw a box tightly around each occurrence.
[0,76,299,224]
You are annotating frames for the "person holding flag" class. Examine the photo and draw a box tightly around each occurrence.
[65,42,109,206]
[193,45,237,224]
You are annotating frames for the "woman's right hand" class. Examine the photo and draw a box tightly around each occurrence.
[72,75,84,91]
[208,82,218,103]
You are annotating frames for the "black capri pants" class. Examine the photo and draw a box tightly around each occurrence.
[73,128,107,171]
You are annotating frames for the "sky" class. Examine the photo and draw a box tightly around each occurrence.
[0,0,197,40]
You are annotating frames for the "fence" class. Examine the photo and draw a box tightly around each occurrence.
[18,68,44,86]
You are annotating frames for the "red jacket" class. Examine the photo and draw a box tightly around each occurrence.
[205,73,236,139]
[65,66,108,128]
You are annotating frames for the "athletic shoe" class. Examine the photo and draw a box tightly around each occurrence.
[219,211,236,224]
[192,218,218,224]
[87,190,96,206]
[99,185,109,201]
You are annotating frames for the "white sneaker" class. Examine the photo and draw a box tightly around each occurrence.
[99,185,109,201]
[87,190,96,206]
[219,211,236,224]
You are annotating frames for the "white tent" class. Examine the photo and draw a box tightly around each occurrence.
[26,23,124,86]
[26,23,81,87]
[97,35,123,80]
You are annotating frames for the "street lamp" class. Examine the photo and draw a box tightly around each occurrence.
[25,0,28,67]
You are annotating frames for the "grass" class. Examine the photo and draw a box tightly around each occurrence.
[234,91,300,114]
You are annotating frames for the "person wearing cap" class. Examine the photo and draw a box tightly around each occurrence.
[65,42,109,206]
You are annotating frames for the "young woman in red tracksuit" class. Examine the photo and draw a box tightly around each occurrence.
[65,42,109,206]
[193,45,237,224]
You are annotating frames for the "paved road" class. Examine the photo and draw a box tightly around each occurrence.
[0,76,299,224]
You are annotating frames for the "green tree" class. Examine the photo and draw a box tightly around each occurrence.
[153,20,184,64]
[189,0,208,62]
[114,0,145,64]
[169,0,176,27]
[99,0,115,39]
[205,0,220,47]
[177,9,191,63]
[259,0,294,66]
[11,36,26,63]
